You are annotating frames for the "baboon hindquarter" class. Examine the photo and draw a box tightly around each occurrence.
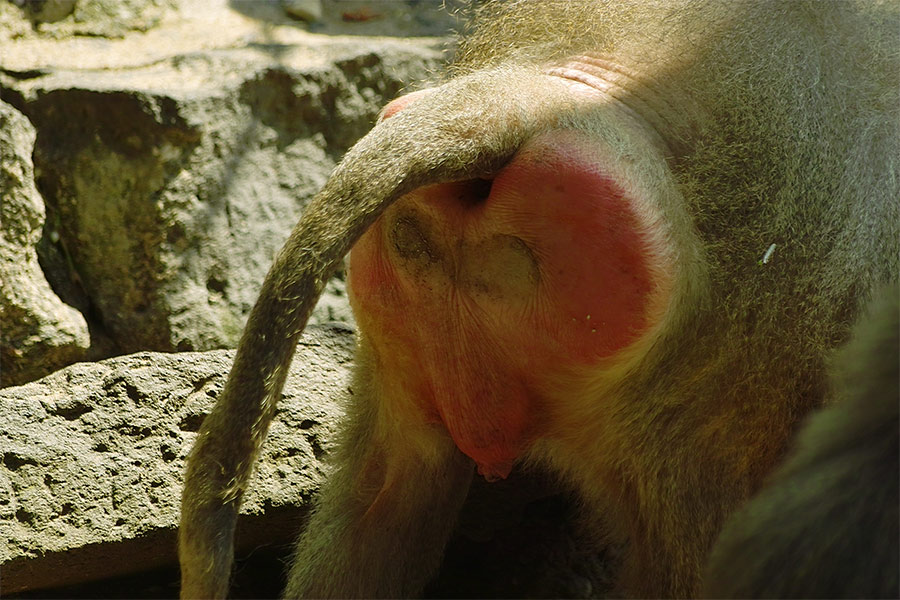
[179,1,900,598]
[703,289,900,599]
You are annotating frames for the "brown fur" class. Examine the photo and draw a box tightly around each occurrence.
[179,1,899,598]
[703,288,900,599]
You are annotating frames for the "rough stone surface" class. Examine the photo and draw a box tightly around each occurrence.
[0,323,353,594]
[0,0,456,383]
[2,36,442,357]
[0,100,90,387]
[1,323,612,599]
[0,0,466,54]
[2,0,172,36]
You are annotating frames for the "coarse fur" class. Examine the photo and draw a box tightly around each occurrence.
[179,1,900,598]
[703,288,900,599]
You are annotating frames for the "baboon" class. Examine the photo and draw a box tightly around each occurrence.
[179,1,900,598]
[703,289,900,599]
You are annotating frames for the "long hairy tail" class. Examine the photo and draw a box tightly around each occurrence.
[178,66,542,599]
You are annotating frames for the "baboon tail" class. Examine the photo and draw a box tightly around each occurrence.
[178,66,540,599]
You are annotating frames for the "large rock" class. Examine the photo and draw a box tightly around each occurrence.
[2,39,442,357]
[1,324,611,599]
[0,323,353,594]
[0,0,458,385]
[0,100,90,387]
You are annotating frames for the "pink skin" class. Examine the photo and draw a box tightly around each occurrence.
[349,94,662,480]
[377,89,434,120]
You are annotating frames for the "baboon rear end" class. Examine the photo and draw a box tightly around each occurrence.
[180,1,900,597]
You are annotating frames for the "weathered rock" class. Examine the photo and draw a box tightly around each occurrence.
[0,0,466,53]
[0,100,90,387]
[9,0,78,25]
[0,323,353,594]
[1,321,612,599]
[6,0,175,37]
[283,0,323,23]
[0,4,446,367]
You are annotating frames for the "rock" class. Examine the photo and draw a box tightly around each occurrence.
[6,0,172,37]
[0,323,354,594]
[0,322,612,598]
[11,0,78,24]
[0,7,445,366]
[283,0,322,23]
[0,100,90,387]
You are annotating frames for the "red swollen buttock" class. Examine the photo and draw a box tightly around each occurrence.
[349,130,668,480]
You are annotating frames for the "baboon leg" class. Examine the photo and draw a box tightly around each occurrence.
[284,350,475,598]
[702,289,900,599]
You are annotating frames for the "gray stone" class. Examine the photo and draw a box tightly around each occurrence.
[0,100,90,387]
[6,0,173,37]
[10,0,78,24]
[0,320,612,598]
[283,0,323,23]
[0,10,444,364]
[0,323,354,594]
